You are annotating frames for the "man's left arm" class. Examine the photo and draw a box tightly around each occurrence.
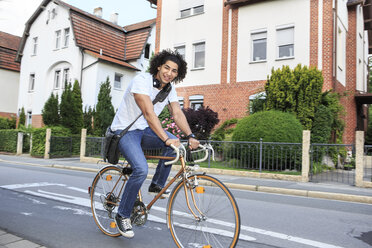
[169,101,199,149]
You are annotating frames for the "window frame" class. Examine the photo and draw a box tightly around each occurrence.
[55,30,61,49]
[54,70,61,89]
[32,37,38,55]
[251,30,267,62]
[63,28,70,48]
[174,44,186,60]
[189,95,204,110]
[144,43,151,59]
[28,74,35,92]
[276,25,295,60]
[114,73,123,90]
[192,41,205,69]
[179,4,204,18]
[62,68,69,88]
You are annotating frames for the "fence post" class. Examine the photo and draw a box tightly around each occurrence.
[44,128,51,159]
[80,129,87,161]
[16,132,23,155]
[259,138,263,173]
[355,131,364,187]
[301,130,310,182]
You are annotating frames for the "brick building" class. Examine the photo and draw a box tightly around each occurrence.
[150,0,372,144]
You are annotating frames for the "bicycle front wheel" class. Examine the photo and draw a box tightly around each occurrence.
[167,174,241,248]
[90,166,126,237]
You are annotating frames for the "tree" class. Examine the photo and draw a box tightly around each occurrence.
[19,107,26,127]
[42,93,60,126]
[183,106,219,140]
[70,80,84,134]
[83,106,94,135]
[94,77,115,136]
[60,82,73,130]
[265,64,323,130]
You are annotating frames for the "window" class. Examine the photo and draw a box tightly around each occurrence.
[62,68,69,87]
[63,28,70,47]
[277,26,294,58]
[189,95,203,110]
[55,30,61,49]
[27,111,32,127]
[144,43,150,59]
[32,37,38,55]
[54,70,61,89]
[28,74,35,92]
[114,73,123,89]
[175,45,185,60]
[179,0,204,18]
[337,26,345,71]
[251,31,267,62]
[178,96,184,109]
[193,42,205,69]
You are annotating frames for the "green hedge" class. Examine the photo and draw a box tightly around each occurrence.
[0,130,18,153]
[31,126,71,157]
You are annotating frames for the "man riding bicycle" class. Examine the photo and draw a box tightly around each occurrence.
[110,49,200,238]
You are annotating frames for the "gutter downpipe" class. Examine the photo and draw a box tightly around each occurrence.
[80,48,84,89]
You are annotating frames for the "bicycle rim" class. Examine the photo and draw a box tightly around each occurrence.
[167,174,241,248]
[90,166,125,237]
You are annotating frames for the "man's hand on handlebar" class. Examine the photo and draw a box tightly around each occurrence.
[188,137,200,150]
[165,138,181,148]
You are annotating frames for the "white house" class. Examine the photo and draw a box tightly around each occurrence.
[150,0,371,144]
[0,31,21,120]
[16,0,156,128]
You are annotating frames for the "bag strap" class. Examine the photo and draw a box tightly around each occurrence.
[117,84,172,137]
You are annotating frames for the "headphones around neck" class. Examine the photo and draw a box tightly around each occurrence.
[153,77,161,89]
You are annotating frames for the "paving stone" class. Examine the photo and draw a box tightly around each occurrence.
[0,234,22,245]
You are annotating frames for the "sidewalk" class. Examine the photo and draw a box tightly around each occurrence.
[0,229,45,248]
[0,154,372,204]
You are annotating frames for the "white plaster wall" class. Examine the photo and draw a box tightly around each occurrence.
[159,0,223,87]
[237,0,310,82]
[0,69,19,113]
[95,62,137,110]
[335,0,348,86]
[18,2,81,115]
[130,24,156,72]
[356,5,367,92]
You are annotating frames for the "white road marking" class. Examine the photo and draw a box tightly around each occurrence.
[2,182,346,248]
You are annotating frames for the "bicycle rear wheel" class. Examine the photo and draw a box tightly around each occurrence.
[90,165,126,237]
[167,174,241,248]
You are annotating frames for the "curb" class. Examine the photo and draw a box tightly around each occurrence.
[2,159,372,205]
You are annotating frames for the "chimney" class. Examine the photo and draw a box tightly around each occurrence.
[110,13,118,24]
[93,7,102,18]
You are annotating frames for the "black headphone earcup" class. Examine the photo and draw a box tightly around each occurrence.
[153,78,161,89]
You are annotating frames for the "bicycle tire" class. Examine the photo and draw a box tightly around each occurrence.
[90,165,126,237]
[167,174,241,248]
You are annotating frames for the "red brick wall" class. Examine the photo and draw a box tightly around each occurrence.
[229,7,239,84]
[31,114,44,128]
[220,2,230,85]
[310,0,319,67]
[0,112,16,119]
[322,0,334,91]
[155,0,162,53]
[176,81,266,125]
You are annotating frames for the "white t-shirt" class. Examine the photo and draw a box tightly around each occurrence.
[111,73,178,131]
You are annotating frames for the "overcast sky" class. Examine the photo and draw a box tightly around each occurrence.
[0,0,157,36]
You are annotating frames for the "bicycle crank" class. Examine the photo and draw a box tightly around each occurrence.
[131,200,147,226]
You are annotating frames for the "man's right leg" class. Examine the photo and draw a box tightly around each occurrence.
[115,129,148,238]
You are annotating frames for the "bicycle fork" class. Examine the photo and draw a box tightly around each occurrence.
[183,175,206,222]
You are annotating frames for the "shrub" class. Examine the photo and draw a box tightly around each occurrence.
[31,126,71,157]
[311,105,332,143]
[211,118,238,141]
[19,107,26,127]
[0,130,18,152]
[0,117,16,129]
[265,64,323,130]
[42,92,60,126]
[162,117,185,139]
[232,110,303,143]
[183,107,219,140]
[232,110,303,170]
[94,77,115,136]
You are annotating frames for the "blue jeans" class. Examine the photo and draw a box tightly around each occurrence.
[115,127,176,218]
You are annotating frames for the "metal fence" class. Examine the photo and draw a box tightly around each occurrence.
[310,144,355,185]
[363,145,372,183]
[84,138,303,172]
[49,136,81,158]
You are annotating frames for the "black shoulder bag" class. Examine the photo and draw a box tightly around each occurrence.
[103,84,172,164]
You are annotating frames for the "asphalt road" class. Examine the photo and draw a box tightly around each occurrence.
[0,161,371,248]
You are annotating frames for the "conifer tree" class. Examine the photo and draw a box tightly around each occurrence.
[19,107,26,127]
[70,80,84,134]
[42,93,60,126]
[83,106,94,135]
[60,81,73,130]
[94,77,115,136]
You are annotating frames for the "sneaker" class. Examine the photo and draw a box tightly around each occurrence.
[115,214,134,238]
[148,183,170,198]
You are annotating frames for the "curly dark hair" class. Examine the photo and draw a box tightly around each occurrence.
[149,49,187,84]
